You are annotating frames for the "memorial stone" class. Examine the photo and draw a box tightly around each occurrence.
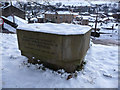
[17,23,91,72]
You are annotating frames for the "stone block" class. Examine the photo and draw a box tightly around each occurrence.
[17,24,91,72]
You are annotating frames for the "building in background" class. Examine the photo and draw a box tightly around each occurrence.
[45,11,79,23]
[73,15,89,25]
[1,3,25,19]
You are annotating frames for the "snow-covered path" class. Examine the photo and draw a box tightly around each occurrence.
[0,33,118,88]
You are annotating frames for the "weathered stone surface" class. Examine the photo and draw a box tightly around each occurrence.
[17,29,91,72]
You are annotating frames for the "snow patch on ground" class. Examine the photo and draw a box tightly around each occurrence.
[90,22,119,43]
[1,33,118,88]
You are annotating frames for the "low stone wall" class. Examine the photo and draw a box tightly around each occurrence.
[17,29,91,72]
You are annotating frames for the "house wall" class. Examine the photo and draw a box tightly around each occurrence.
[38,18,44,23]
[81,19,89,25]
[45,14,75,23]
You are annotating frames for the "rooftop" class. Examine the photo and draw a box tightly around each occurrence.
[45,11,79,15]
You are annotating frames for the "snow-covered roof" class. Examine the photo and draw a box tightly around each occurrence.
[30,18,38,21]
[108,17,114,20]
[45,11,79,15]
[17,23,91,35]
[1,4,25,12]
[117,12,120,14]
[90,14,97,17]
[77,15,90,20]
[102,17,109,21]
[37,14,44,18]
[90,1,117,5]
[47,1,91,6]
[0,4,11,9]
[36,0,118,6]
[108,13,113,15]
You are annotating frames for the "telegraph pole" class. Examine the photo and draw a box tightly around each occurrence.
[94,4,98,37]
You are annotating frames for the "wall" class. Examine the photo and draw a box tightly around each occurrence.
[81,19,89,25]
[45,14,75,23]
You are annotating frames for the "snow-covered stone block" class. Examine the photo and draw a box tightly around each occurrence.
[17,23,91,72]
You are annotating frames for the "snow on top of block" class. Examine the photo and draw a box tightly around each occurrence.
[17,23,91,35]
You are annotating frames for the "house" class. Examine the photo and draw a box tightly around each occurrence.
[27,14,45,23]
[2,4,25,19]
[74,6,91,13]
[74,16,89,25]
[45,11,79,23]
[81,19,89,25]
[37,14,45,23]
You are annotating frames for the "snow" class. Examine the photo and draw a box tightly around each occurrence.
[30,17,38,22]
[77,15,90,19]
[45,11,79,15]
[101,23,118,29]
[4,23,16,33]
[37,14,44,18]
[48,1,91,6]
[2,16,28,33]
[82,16,90,20]
[90,1,117,5]
[0,4,11,9]
[36,0,118,6]
[17,23,91,35]
[89,22,118,30]
[0,33,118,88]
[7,16,28,26]
[3,0,118,7]
[1,16,10,21]
[90,21,119,36]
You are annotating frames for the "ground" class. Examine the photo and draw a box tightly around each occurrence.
[0,33,118,88]
[91,22,119,46]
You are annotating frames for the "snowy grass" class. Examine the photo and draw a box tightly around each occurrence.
[0,33,118,88]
